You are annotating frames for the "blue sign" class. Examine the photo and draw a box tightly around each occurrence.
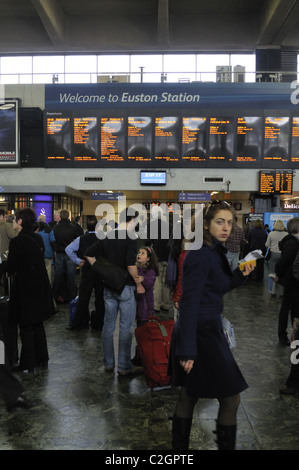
[45,82,297,110]
[178,192,211,202]
[263,212,299,231]
[91,192,124,201]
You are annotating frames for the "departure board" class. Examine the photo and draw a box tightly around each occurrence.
[236,116,262,164]
[43,109,299,169]
[44,82,299,170]
[154,116,180,163]
[263,117,290,167]
[291,117,299,164]
[46,115,72,162]
[259,170,293,195]
[182,117,207,162]
[209,117,234,164]
[73,116,98,162]
[127,116,152,162]
[101,117,125,162]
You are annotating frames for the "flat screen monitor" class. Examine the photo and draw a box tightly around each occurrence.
[140,171,167,185]
[259,170,293,195]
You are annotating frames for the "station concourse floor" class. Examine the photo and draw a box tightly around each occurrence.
[1,265,299,455]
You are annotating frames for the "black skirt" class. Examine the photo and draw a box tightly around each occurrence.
[168,314,248,398]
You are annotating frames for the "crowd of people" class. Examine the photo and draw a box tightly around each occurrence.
[0,203,299,450]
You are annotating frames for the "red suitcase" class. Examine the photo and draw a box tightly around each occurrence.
[135,316,174,389]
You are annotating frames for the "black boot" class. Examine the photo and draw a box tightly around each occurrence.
[171,415,192,450]
[214,422,236,450]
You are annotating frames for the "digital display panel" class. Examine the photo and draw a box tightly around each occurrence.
[73,115,98,162]
[101,117,125,162]
[127,116,152,162]
[291,117,299,164]
[140,171,166,185]
[46,113,72,163]
[154,116,180,163]
[0,100,19,166]
[263,117,290,166]
[182,117,207,162]
[209,116,234,164]
[259,170,293,195]
[236,116,262,164]
[44,82,299,170]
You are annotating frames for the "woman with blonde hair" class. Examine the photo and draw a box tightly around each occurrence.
[265,220,287,298]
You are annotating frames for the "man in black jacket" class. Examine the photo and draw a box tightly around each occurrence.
[52,209,81,303]
[275,217,299,346]
[65,216,105,331]
[85,208,141,376]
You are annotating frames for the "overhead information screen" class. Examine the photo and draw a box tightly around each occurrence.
[47,115,72,163]
[182,117,207,162]
[0,99,19,166]
[154,116,180,163]
[128,116,152,162]
[291,117,299,164]
[259,170,293,195]
[73,116,98,162]
[236,116,262,164]
[209,117,234,165]
[100,117,125,162]
[44,83,299,169]
[263,116,290,167]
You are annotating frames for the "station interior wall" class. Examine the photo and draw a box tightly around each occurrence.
[3,84,299,224]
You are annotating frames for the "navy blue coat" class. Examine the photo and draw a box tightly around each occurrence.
[169,238,248,398]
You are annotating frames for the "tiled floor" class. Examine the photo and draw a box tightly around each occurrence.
[1,266,299,453]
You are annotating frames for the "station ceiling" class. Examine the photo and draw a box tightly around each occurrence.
[1,0,299,55]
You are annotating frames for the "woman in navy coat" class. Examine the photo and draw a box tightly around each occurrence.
[169,201,254,450]
[6,208,54,372]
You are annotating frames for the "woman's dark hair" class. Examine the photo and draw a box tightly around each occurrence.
[138,245,159,276]
[191,201,235,246]
[287,217,299,234]
[15,207,37,230]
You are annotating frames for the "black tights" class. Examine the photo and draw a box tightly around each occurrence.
[175,386,240,426]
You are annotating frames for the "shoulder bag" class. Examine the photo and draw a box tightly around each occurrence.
[92,256,129,294]
[264,248,271,261]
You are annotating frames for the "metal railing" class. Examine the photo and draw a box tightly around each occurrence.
[0,70,298,85]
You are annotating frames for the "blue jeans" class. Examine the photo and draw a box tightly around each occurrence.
[102,285,136,372]
[52,252,77,301]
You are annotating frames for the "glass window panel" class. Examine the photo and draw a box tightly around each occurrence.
[65,55,97,73]
[0,75,19,84]
[166,72,196,83]
[197,54,229,81]
[230,54,255,83]
[19,74,33,84]
[131,54,162,73]
[33,74,64,84]
[64,74,92,83]
[139,73,162,83]
[98,55,130,74]
[33,56,65,73]
[1,56,32,74]
[164,54,196,73]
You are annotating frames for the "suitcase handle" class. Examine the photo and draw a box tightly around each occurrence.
[158,325,168,337]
